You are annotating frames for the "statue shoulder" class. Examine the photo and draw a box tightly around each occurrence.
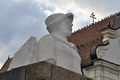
[38,34,55,43]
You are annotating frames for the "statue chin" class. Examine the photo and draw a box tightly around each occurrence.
[66,33,72,37]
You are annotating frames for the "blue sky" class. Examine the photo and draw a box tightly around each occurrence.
[0,0,120,68]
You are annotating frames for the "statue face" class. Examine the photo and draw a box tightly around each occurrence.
[57,18,73,37]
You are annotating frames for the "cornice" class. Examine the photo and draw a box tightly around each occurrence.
[93,59,120,72]
[90,43,109,60]
[96,43,110,60]
[101,28,120,38]
[83,59,120,74]
[100,28,120,44]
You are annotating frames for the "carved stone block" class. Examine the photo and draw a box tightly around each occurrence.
[0,61,92,80]
[69,71,87,80]
[52,64,70,80]
[3,71,12,80]
[11,66,25,80]
[26,61,51,80]
[0,73,3,80]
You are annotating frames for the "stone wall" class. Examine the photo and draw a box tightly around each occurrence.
[0,61,92,80]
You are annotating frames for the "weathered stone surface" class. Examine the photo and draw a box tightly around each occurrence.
[3,71,12,80]
[11,66,25,80]
[52,64,70,80]
[51,63,92,80]
[0,61,92,80]
[0,73,3,80]
[69,71,87,80]
[26,61,51,80]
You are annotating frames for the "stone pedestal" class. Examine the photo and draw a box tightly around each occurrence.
[0,61,92,80]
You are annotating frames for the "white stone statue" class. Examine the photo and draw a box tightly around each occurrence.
[8,13,81,74]
[37,13,82,74]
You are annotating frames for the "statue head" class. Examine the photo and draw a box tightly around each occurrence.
[55,17,73,37]
[45,13,73,36]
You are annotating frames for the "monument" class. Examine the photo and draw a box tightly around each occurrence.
[37,13,82,74]
[8,13,82,74]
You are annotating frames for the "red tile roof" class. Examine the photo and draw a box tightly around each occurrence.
[68,13,119,65]
[0,58,13,73]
